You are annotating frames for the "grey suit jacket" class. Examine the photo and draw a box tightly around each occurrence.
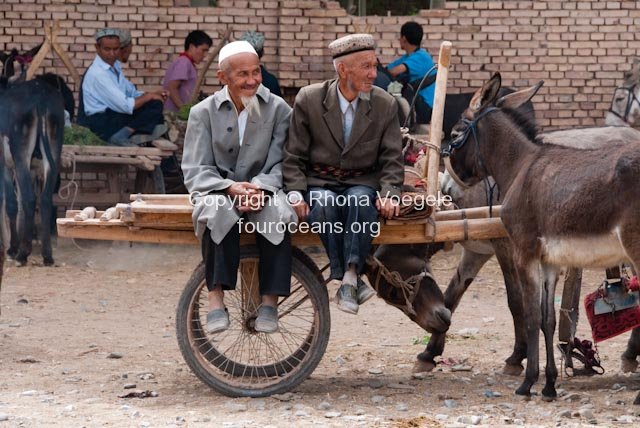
[182,84,296,245]
[283,79,404,198]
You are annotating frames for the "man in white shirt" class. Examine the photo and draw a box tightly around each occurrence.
[79,28,166,146]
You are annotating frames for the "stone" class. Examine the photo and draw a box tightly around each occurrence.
[324,412,341,418]
[396,403,408,411]
[444,399,456,408]
[107,352,124,359]
[368,367,383,375]
[456,328,479,337]
[371,395,385,404]
[368,379,384,389]
[272,392,294,402]
[124,384,137,389]
[0,414,8,422]
[294,410,309,417]
[557,409,572,419]
[562,393,581,402]
[451,365,472,372]
[435,414,448,421]
[317,402,331,410]
[412,372,429,380]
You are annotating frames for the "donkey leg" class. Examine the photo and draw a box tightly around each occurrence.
[540,265,559,400]
[621,328,640,373]
[4,169,19,259]
[515,263,541,397]
[492,239,527,375]
[39,172,55,266]
[14,161,36,267]
[416,247,493,372]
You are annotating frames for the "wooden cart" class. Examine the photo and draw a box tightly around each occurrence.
[57,42,508,397]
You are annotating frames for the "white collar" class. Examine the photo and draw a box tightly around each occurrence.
[337,85,358,115]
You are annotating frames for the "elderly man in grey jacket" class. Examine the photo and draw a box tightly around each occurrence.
[182,41,295,334]
[283,34,404,315]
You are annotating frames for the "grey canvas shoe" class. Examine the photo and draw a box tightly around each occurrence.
[335,283,359,314]
[357,278,376,304]
[206,308,230,334]
[254,305,279,333]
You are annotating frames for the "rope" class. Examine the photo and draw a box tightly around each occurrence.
[366,255,433,317]
[57,151,79,210]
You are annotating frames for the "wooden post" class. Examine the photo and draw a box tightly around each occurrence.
[26,21,80,83]
[425,41,451,197]
[189,27,233,105]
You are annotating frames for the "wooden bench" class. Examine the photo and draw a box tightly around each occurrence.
[54,139,179,210]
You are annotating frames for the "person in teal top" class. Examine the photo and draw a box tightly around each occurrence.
[384,21,436,123]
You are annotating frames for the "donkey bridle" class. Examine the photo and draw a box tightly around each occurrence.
[441,106,500,210]
[608,84,640,123]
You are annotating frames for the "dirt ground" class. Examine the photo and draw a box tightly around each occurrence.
[1,239,639,428]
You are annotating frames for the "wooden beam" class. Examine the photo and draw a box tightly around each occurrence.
[57,215,507,246]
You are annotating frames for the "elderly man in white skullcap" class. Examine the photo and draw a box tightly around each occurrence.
[182,41,296,334]
[283,34,404,315]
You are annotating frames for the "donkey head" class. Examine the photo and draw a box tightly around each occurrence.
[445,73,542,187]
[606,58,640,127]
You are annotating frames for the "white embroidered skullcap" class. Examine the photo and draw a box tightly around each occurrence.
[329,34,376,59]
[218,41,258,66]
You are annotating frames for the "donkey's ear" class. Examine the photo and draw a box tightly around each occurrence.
[23,43,42,58]
[496,80,543,110]
[470,72,501,112]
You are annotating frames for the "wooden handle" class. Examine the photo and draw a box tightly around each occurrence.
[425,41,452,197]
[190,27,233,105]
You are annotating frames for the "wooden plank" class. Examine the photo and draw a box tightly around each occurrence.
[435,205,502,221]
[57,216,508,246]
[63,145,168,157]
[151,139,178,151]
[129,194,190,203]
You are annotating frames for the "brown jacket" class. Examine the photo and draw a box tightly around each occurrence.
[283,79,404,198]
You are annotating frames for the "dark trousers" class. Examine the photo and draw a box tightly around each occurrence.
[306,185,379,280]
[79,100,164,142]
[201,225,292,297]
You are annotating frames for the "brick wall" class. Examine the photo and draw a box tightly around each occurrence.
[1,0,638,129]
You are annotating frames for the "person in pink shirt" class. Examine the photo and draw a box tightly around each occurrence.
[163,30,212,112]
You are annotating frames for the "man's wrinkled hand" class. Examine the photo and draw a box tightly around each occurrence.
[376,197,399,220]
[291,201,310,221]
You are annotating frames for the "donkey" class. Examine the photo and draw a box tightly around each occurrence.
[410,125,640,375]
[605,57,640,128]
[0,78,65,266]
[445,72,640,400]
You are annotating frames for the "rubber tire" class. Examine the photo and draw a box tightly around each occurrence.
[176,246,330,397]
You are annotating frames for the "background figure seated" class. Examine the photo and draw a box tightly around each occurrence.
[374,21,436,125]
[78,28,167,146]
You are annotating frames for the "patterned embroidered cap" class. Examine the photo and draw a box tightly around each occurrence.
[240,31,265,51]
[118,29,132,47]
[95,28,120,42]
[329,34,376,59]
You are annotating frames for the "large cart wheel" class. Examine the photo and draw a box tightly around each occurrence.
[176,246,330,397]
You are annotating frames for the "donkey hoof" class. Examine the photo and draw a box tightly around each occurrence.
[15,257,28,267]
[412,359,436,373]
[503,363,524,376]
[7,248,18,260]
[43,257,55,267]
[515,384,531,397]
[621,356,638,373]
[541,386,557,401]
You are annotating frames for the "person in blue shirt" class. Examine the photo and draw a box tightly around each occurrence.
[383,21,436,124]
[79,28,166,146]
